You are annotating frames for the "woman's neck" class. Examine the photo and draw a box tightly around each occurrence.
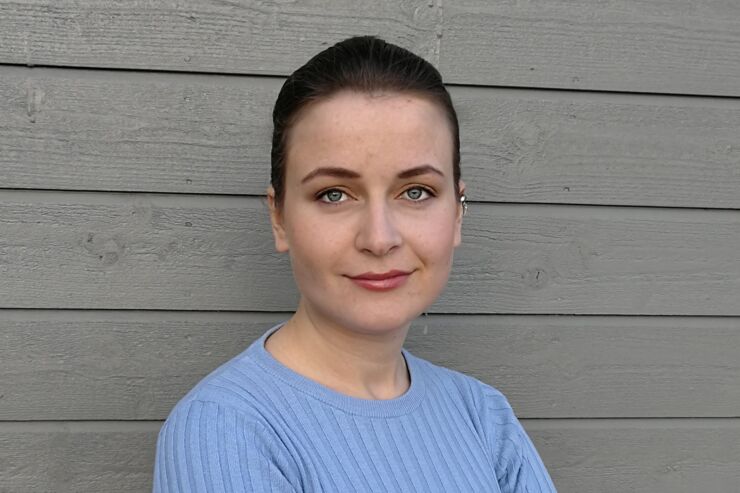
[263,308,411,400]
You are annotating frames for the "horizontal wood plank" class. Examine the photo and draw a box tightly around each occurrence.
[1,420,739,492]
[0,1,440,76]
[1,193,739,315]
[3,67,740,207]
[1,311,739,420]
[2,1,740,95]
[529,419,740,493]
[0,67,277,195]
[407,315,740,419]
[441,0,740,96]
[457,88,740,208]
[0,312,275,421]
[0,422,159,493]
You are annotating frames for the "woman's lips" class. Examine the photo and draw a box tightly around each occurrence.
[348,270,412,291]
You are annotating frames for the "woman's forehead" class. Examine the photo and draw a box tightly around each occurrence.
[298,90,445,126]
[284,92,454,175]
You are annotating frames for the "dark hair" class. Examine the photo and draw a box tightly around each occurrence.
[270,35,461,205]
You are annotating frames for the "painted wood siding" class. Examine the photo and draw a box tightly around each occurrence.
[1,1,738,491]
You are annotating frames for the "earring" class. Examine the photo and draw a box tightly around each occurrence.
[460,194,468,216]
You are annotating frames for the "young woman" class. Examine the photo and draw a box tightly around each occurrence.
[154,36,556,492]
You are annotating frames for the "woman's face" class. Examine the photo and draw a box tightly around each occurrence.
[268,90,464,336]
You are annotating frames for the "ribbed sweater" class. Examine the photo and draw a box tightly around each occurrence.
[153,323,557,492]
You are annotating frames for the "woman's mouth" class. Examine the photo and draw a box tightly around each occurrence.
[347,270,412,291]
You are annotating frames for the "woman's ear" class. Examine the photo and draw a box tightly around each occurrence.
[266,186,290,252]
[454,180,466,247]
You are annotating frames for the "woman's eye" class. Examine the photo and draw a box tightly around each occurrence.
[318,189,347,203]
[403,186,432,201]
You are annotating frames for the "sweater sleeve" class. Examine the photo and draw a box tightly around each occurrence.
[153,400,299,493]
[481,386,558,493]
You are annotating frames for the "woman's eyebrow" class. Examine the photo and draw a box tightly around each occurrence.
[301,167,361,184]
[396,164,445,179]
[300,164,444,184]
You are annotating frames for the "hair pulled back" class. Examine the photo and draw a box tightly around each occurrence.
[270,35,461,206]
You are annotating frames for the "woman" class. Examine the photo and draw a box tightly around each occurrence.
[154,36,556,492]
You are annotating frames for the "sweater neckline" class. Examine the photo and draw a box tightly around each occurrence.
[248,322,425,417]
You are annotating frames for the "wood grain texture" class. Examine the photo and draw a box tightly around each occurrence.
[1,311,739,420]
[456,87,740,208]
[0,67,278,195]
[1,192,739,314]
[0,422,159,493]
[440,0,740,95]
[0,0,440,74]
[2,420,739,493]
[3,1,740,96]
[528,419,740,493]
[3,67,740,207]
[0,311,274,420]
[407,315,740,419]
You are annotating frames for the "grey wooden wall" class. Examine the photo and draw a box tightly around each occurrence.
[1,1,739,491]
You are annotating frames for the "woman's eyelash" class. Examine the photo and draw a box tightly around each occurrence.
[315,186,436,204]
[316,188,348,204]
[402,186,436,201]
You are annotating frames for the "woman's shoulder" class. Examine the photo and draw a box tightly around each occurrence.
[157,339,298,465]
[163,337,280,426]
[410,352,555,488]
[408,351,526,447]
[407,349,513,412]
[154,358,303,492]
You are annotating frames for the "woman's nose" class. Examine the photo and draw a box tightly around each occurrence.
[355,201,402,256]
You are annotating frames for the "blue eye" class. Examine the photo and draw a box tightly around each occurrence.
[403,186,432,201]
[318,189,347,203]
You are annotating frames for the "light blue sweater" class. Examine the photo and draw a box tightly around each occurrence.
[153,323,557,492]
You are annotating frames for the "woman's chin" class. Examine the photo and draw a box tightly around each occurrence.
[297,295,430,337]
[337,311,421,337]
